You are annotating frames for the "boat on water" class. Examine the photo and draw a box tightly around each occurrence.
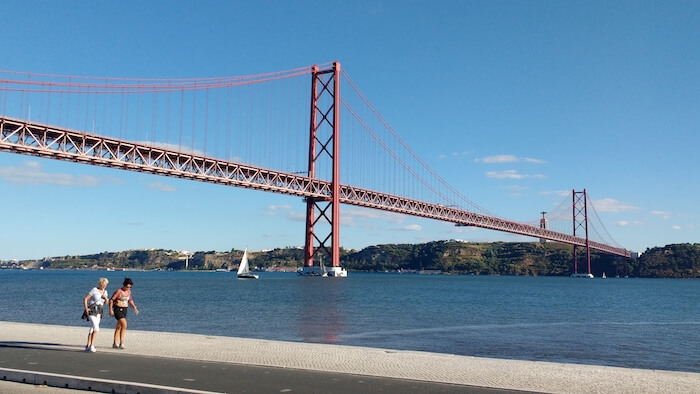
[215,267,230,272]
[570,273,594,278]
[237,249,259,279]
[602,272,607,279]
[297,255,348,277]
[327,267,348,277]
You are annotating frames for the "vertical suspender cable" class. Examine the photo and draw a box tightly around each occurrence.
[203,87,209,158]
[179,88,184,152]
[165,81,171,147]
[191,82,197,154]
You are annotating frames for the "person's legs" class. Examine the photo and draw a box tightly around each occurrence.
[118,318,128,348]
[89,315,100,351]
[113,319,123,347]
[87,315,100,350]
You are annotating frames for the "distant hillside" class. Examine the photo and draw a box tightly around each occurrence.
[6,242,699,278]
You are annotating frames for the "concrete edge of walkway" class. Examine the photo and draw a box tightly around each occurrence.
[0,367,221,394]
[2,321,699,394]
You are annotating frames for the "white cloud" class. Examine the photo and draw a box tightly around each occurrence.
[438,151,472,160]
[475,155,546,164]
[672,225,682,230]
[591,198,640,212]
[264,204,293,216]
[267,204,292,211]
[451,226,478,234]
[398,224,422,231]
[341,208,406,225]
[477,155,517,163]
[147,182,176,192]
[614,220,644,227]
[650,210,672,219]
[486,170,545,180]
[0,160,99,186]
[286,211,306,222]
[486,170,524,179]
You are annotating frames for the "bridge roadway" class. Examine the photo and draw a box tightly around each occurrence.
[2,322,697,394]
[0,116,629,257]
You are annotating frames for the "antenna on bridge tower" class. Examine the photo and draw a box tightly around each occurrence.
[572,189,592,277]
[301,62,347,277]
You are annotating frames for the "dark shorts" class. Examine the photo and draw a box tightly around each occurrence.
[113,306,128,320]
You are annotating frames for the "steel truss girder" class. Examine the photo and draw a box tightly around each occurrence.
[339,186,630,258]
[0,116,332,197]
[1,116,630,258]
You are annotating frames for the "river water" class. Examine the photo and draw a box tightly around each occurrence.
[1,270,698,372]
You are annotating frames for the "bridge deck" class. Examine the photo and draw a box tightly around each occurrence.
[0,116,630,258]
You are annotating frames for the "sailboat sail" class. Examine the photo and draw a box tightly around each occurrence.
[237,249,249,275]
[237,249,259,279]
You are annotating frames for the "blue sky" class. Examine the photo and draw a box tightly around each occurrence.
[1,1,698,260]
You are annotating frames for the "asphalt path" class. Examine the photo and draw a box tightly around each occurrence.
[0,344,533,394]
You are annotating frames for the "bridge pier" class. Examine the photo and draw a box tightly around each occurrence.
[298,265,347,277]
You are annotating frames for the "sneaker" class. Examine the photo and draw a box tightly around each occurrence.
[119,344,126,349]
[85,345,90,352]
[89,346,96,353]
[112,344,119,349]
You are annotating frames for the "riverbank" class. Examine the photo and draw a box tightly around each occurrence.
[1,321,698,393]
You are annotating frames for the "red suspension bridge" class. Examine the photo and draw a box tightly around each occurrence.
[0,62,631,275]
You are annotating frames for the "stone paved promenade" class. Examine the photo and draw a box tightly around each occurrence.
[1,322,698,393]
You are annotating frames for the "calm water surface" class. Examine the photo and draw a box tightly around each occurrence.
[1,270,698,372]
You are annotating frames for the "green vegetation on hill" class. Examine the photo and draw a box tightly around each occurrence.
[7,242,699,278]
[342,241,623,276]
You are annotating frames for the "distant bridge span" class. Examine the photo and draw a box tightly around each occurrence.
[0,115,631,258]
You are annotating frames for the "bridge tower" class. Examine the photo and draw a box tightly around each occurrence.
[539,211,548,244]
[301,62,346,277]
[572,189,592,277]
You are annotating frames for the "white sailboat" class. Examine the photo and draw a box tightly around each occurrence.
[320,256,328,277]
[237,249,259,279]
